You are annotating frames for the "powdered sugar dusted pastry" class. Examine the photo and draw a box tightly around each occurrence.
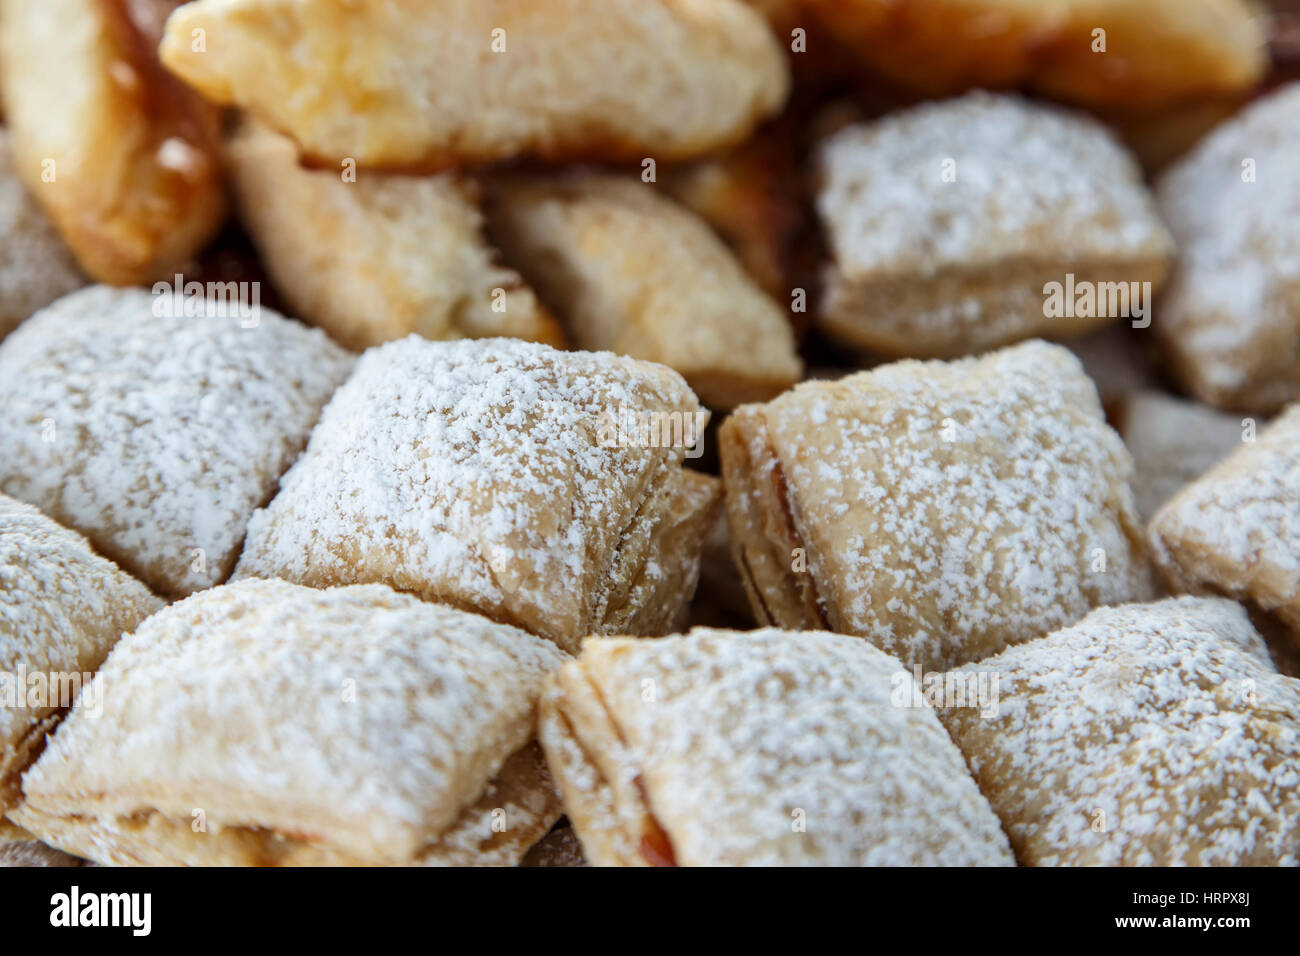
[236,337,721,652]
[815,93,1172,358]
[938,597,1300,866]
[1155,83,1300,414]
[0,286,353,598]
[0,494,161,820]
[540,628,1014,866]
[0,0,225,284]
[160,0,789,171]
[720,340,1155,671]
[12,579,567,866]
[0,129,83,342]
[489,174,802,408]
[1115,391,1250,522]
[800,0,1268,109]
[226,118,563,352]
[1149,403,1300,646]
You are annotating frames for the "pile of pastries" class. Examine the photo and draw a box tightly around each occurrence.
[0,0,1298,867]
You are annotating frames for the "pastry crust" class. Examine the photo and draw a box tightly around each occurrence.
[235,337,722,652]
[226,117,563,352]
[938,597,1300,866]
[0,494,161,816]
[539,628,1015,866]
[815,93,1172,358]
[0,836,84,867]
[0,285,353,597]
[0,0,226,284]
[12,579,567,866]
[1149,403,1300,644]
[160,0,789,171]
[488,173,802,409]
[719,340,1155,671]
[801,0,1268,109]
[0,128,83,342]
[1155,83,1300,414]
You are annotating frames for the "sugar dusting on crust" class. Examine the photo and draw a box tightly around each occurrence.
[0,286,354,597]
[940,597,1300,866]
[563,628,1014,866]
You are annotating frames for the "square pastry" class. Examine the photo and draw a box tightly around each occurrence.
[720,340,1155,671]
[540,627,1014,866]
[938,598,1300,866]
[815,92,1172,358]
[1149,403,1300,646]
[1155,83,1300,414]
[12,578,568,866]
[0,285,354,597]
[1,494,162,819]
[236,337,722,652]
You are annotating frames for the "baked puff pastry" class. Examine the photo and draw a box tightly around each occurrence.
[0,285,353,598]
[1149,403,1300,648]
[226,118,563,352]
[0,0,225,284]
[159,0,789,171]
[235,337,722,653]
[488,174,802,409]
[1155,83,1300,414]
[815,93,1172,358]
[12,579,568,866]
[938,597,1300,866]
[539,627,1015,866]
[720,340,1155,672]
[800,0,1268,110]
[0,494,162,820]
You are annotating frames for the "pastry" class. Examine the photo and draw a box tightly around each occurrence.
[720,340,1155,671]
[1155,83,1300,414]
[0,0,225,284]
[1115,391,1250,522]
[226,117,563,352]
[159,0,789,171]
[0,494,161,820]
[488,173,802,408]
[12,578,568,867]
[0,285,353,597]
[1,836,84,867]
[938,597,1300,866]
[1149,403,1300,646]
[235,337,722,652]
[800,0,1268,109]
[539,627,1015,866]
[0,128,83,342]
[815,93,1173,357]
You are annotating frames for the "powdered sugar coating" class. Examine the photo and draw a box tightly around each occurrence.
[18,578,567,865]
[939,597,1300,866]
[544,628,1013,866]
[1155,82,1300,412]
[236,336,716,650]
[0,285,354,597]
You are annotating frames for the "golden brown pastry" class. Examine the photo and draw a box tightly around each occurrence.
[0,0,225,284]
[1155,83,1300,414]
[12,578,568,866]
[720,340,1155,671]
[226,117,563,352]
[1,836,84,867]
[800,0,1269,109]
[0,285,353,597]
[488,173,802,409]
[540,627,1015,866]
[938,597,1300,866]
[1149,403,1300,646]
[160,0,789,171]
[0,494,162,821]
[235,337,722,653]
[814,93,1173,358]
